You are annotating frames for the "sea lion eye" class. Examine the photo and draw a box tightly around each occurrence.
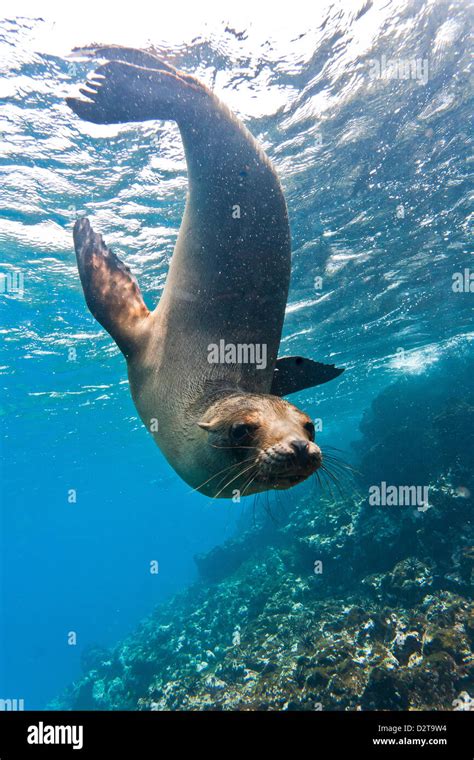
[230,422,256,444]
[304,421,315,440]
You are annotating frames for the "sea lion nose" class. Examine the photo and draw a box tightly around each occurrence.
[290,440,322,468]
[291,439,311,465]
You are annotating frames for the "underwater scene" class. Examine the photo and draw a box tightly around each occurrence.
[1,0,473,715]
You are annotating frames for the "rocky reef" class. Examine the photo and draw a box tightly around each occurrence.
[53,357,473,710]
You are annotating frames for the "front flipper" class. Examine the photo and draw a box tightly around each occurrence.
[271,356,345,397]
[73,218,151,358]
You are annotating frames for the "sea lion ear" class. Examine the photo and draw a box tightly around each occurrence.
[197,419,219,431]
[271,356,345,396]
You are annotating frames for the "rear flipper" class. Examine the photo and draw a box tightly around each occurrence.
[66,57,208,125]
[73,218,151,358]
[71,44,180,74]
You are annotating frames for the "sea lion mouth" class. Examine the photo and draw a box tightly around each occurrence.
[267,475,307,490]
[253,443,322,490]
[256,464,320,490]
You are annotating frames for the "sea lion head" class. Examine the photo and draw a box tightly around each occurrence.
[197,393,322,497]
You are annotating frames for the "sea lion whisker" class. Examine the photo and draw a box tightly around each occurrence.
[315,469,330,500]
[322,455,352,469]
[323,459,364,500]
[213,462,259,500]
[323,453,360,475]
[315,470,324,495]
[241,467,258,491]
[322,452,349,463]
[318,468,336,502]
[320,464,348,501]
[322,467,359,493]
[187,456,255,495]
[241,470,259,499]
[252,492,258,528]
[207,443,258,450]
[213,464,258,500]
[263,491,279,526]
[188,461,244,495]
[275,489,287,520]
[210,459,257,497]
[253,491,265,528]
[327,471,355,491]
[321,456,357,481]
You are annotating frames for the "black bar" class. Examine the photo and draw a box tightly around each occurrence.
[0,710,472,757]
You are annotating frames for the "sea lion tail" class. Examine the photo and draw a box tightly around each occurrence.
[66,49,209,125]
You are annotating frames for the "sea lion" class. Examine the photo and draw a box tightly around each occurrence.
[67,46,344,498]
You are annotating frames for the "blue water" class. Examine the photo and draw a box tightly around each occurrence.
[1,1,472,709]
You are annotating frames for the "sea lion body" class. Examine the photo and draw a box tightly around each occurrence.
[129,95,289,489]
[69,47,343,497]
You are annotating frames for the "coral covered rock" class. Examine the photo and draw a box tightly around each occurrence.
[53,356,473,711]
